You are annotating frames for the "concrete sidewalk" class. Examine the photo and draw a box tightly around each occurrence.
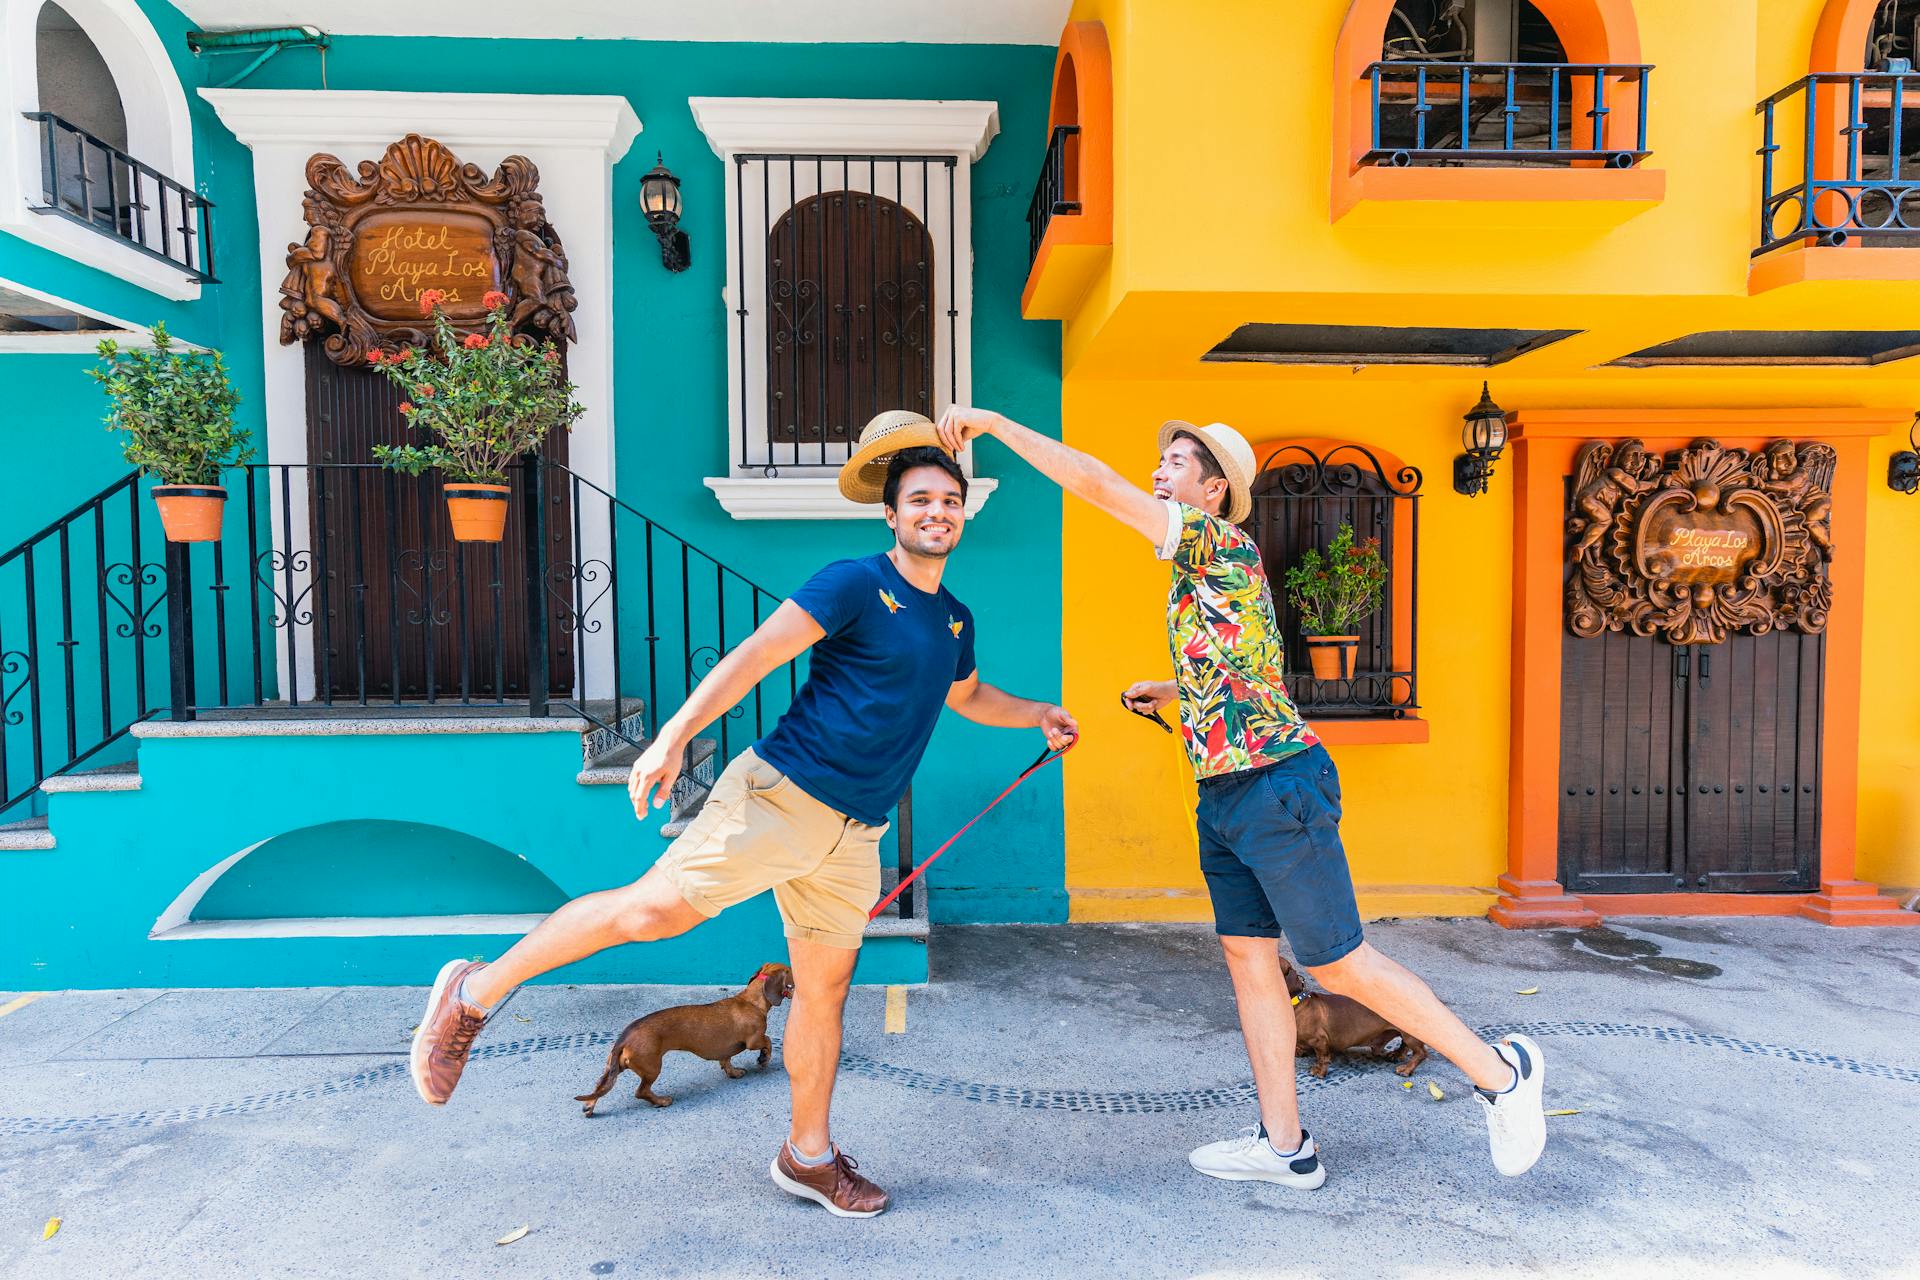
[3,917,1917,1279]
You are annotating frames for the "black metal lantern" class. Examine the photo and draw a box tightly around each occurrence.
[1891,413,1920,495]
[1453,382,1509,497]
[639,153,690,273]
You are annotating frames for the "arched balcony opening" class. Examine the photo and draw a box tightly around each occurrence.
[1021,21,1112,320]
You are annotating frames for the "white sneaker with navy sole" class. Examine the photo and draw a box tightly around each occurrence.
[1188,1126,1326,1189]
[1476,1033,1547,1176]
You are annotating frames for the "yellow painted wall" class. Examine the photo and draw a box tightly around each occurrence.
[1050,0,1920,911]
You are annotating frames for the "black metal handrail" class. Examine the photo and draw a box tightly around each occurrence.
[0,471,162,814]
[1364,61,1650,166]
[1755,71,1920,256]
[1248,445,1422,720]
[1026,124,1082,268]
[24,111,216,283]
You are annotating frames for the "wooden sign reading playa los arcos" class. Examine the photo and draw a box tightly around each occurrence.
[1565,438,1835,646]
[278,134,577,366]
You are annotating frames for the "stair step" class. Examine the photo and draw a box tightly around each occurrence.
[0,816,54,851]
[40,760,142,794]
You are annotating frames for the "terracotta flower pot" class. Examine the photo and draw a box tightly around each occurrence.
[151,485,227,543]
[1304,634,1360,681]
[444,482,511,542]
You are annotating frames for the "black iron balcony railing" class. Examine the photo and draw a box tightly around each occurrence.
[1246,446,1422,721]
[1364,61,1651,167]
[24,111,216,284]
[1756,71,1920,256]
[1026,123,1082,268]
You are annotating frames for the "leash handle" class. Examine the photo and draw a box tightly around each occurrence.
[868,735,1076,921]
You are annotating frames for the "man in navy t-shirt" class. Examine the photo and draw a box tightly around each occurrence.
[410,413,1075,1220]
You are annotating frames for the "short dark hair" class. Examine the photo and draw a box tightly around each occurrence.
[1171,431,1225,484]
[883,446,969,509]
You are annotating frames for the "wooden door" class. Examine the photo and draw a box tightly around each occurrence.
[1558,631,1821,893]
[302,352,573,702]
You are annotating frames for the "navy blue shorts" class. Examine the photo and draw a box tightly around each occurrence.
[1194,744,1365,968]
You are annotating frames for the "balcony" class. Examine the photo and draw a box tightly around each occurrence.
[1026,124,1081,268]
[24,111,216,285]
[1363,61,1650,168]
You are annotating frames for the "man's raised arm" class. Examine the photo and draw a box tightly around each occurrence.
[937,407,1167,545]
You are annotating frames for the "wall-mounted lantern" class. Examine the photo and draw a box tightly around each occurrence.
[639,153,690,273]
[1891,413,1919,495]
[1453,381,1509,497]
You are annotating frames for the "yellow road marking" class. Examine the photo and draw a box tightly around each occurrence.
[884,985,907,1035]
[0,992,49,1019]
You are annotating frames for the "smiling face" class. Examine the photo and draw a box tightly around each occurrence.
[1151,435,1229,517]
[885,463,967,559]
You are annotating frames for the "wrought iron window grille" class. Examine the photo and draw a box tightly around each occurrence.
[1247,445,1422,720]
[729,153,959,478]
[24,111,216,284]
[1026,124,1082,268]
[1363,61,1651,168]
[1755,70,1920,257]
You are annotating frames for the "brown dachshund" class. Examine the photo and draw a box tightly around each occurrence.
[1280,957,1429,1079]
[574,963,795,1115]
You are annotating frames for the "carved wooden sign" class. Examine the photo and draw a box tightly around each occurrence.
[1566,438,1835,646]
[278,134,577,365]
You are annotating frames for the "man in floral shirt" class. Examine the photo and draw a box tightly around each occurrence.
[938,407,1549,1190]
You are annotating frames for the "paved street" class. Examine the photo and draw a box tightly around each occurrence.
[3,917,1917,1279]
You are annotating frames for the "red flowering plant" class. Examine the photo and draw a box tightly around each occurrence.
[1282,523,1388,637]
[366,288,581,484]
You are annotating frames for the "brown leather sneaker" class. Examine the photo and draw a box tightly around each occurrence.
[410,958,490,1105]
[769,1143,890,1217]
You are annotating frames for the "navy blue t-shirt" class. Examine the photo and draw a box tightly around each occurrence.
[754,554,976,826]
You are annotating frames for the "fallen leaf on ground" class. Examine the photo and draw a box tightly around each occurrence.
[1545,1109,1582,1116]
[42,1218,60,1241]
[513,1014,532,1023]
[1515,986,1540,995]
[1400,1080,1414,1090]
[495,1226,530,1247]
[1426,1081,1445,1101]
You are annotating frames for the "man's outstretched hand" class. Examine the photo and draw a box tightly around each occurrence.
[627,736,686,819]
[936,405,1006,454]
[1040,704,1080,752]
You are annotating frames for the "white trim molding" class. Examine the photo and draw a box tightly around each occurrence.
[691,97,999,521]
[0,0,201,299]
[197,88,640,701]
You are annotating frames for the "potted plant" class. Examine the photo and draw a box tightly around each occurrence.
[368,288,581,542]
[89,322,250,543]
[1283,523,1389,682]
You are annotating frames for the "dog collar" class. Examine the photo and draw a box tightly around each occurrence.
[1290,995,1302,1006]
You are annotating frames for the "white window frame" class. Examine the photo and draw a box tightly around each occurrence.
[690,97,1000,520]
[0,0,202,300]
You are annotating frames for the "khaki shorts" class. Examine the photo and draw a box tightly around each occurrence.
[655,747,886,950]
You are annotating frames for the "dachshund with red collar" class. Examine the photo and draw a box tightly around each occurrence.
[575,963,795,1115]
[1280,957,1428,1079]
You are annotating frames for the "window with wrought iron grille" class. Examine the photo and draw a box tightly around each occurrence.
[1245,443,1423,720]
[691,98,999,520]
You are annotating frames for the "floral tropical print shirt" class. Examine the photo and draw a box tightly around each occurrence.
[1157,500,1319,780]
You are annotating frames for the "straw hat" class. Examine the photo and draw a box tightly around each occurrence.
[1158,420,1256,523]
[838,410,954,504]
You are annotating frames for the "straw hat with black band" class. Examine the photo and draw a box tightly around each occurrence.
[838,410,955,504]
[1158,419,1256,524]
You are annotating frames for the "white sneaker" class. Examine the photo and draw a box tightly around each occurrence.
[1476,1033,1547,1176]
[1188,1126,1327,1189]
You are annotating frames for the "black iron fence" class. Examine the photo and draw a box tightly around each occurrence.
[1756,71,1920,256]
[729,153,958,475]
[1364,61,1651,167]
[25,111,215,283]
[1246,445,1422,720]
[1026,124,1082,268]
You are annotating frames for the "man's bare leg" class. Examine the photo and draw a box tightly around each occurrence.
[1219,936,1302,1147]
[781,935,859,1157]
[465,865,707,1007]
[1308,941,1509,1091]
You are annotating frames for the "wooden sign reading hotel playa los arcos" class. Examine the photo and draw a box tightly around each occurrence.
[278,134,577,366]
[1565,437,1836,646]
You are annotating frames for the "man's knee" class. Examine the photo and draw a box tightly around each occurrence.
[1218,934,1278,964]
[1307,941,1377,993]
[611,877,697,943]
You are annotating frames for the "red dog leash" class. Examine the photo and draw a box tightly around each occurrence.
[868,736,1077,921]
